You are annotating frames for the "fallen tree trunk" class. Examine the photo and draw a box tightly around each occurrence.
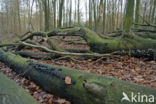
[15,51,52,59]
[133,28,156,33]
[20,41,117,58]
[0,50,155,104]
[48,28,156,53]
[119,49,156,60]
[133,23,156,28]
[136,32,156,39]
[0,72,39,104]
[21,27,156,53]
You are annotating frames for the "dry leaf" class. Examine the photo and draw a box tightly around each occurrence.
[48,99,53,104]
[151,83,156,88]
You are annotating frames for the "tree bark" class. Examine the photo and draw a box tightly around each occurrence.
[0,72,39,104]
[0,50,156,104]
[58,0,64,28]
[20,27,156,53]
[135,0,140,28]
[123,0,134,36]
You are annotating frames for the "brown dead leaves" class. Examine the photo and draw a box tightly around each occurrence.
[40,55,156,88]
[0,62,70,104]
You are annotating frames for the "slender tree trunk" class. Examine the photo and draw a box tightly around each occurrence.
[16,0,21,33]
[77,0,80,26]
[152,0,156,24]
[43,0,50,31]
[123,0,135,36]
[52,0,56,28]
[148,0,153,23]
[135,0,140,28]
[58,0,64,28]
[103,0,106,33]
[69,0,72,26]
[142,2,147,24]
[92,0,97,31]
[97,0,103,32]
[89,0,92,29]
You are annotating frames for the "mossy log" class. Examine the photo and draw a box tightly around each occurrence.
[119,49,156,60]
[22,27,156,53]
[0,50,156,104]
[0,72,39,104]
[20,42,116,58]
[63,40,87,45]
[47,38,65,52]
[47,28,156,53]
[15,51,53,59]
[136,32,156,39]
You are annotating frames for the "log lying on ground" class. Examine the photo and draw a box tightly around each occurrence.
[20,41,117,58]
[133,23,156,28]
[0,72,39,104]
[15,51,52,59]
[0,50,156,104]
[119,49,156,60]
[136,32,156,39]
[47,28,156,53]
[21,27,156,53]
[47,38,65,52]
[63,40,87,45]
[133,28,156,33]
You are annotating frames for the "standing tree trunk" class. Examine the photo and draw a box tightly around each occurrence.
[58,0,64,28]
[89,0,93,29]
[103,0,106,34]
[151,0,156,24]
[39,0,43,31]
[43,0,50,31]
[69,0,72,27]
[92,0,97,31]
[123,0,134,36]
[52,0,56,28]
[16,0,21,33]
[135,0,140,28]
[77,0,80,26]
[142,1,147,24]
[97,0,103,33]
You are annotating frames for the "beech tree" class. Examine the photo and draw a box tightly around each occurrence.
[123,0,135,36]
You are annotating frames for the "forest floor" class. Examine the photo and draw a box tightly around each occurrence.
[0,36,156,104]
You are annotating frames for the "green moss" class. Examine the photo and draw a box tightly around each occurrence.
[0,72,39,104]
[46,27,156,53]
[0,50,156,104]
[80,28,156,53]
[47,39,64,52]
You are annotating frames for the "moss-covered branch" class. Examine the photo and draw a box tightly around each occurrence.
[8,27,156,53]
[0,50,155,104]
[20,41,116,58]
[15,51,52,59]
[46,27,156,53]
